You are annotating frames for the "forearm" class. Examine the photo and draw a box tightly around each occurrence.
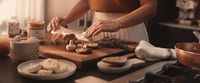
[63,0,90,24]
[115,0,157,29]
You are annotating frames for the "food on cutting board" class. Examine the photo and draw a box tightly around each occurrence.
[98,37,133,52]
[27,58,68,75]
[85,42,99,48]
[84,37,99,48]
[76,44,92,54]
[51,32,77,44]
[51,33,64,44]
[63,34,77,43]
[66,40,77,51]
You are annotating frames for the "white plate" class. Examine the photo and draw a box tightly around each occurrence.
[17,59,76,80]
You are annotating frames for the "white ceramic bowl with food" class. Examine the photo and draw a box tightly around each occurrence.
[17,59,76,80]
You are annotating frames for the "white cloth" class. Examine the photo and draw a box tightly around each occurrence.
[92,12,149,42]
[135,40,177,61]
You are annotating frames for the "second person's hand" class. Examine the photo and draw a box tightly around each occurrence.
[47,17,68,32]
[84,20,121,39]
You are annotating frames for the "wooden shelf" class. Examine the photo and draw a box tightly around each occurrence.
[158,22,200,31]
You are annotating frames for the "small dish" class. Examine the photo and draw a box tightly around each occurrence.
[17,59,76,80]
[101,53,136,66]
[97,58,145,73]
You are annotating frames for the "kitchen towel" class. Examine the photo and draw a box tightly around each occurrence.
[135,40,176,61]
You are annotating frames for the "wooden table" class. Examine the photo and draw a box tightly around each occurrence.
[0,55,156,83]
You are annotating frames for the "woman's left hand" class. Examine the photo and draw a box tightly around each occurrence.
[84,20,121,39]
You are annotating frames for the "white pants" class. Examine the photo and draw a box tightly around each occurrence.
[92,12,149,42]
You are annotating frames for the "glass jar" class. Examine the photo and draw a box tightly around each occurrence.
[7,16,20,38]
[28,21,45,40]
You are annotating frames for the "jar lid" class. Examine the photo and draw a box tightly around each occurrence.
[28,21,45,29]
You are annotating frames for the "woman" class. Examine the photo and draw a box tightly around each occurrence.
[48,0,157,42]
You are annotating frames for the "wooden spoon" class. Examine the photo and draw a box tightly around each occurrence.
[102,53,137,66]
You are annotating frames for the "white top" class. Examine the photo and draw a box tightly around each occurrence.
[92,12,149,42]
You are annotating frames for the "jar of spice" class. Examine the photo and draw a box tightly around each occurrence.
[7,16,20,38]
[28,21,45,40]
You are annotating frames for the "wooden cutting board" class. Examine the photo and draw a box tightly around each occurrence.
[39,44,138,69]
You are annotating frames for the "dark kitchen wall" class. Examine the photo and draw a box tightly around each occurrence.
[154,0,179,22]
[147,0,198,48]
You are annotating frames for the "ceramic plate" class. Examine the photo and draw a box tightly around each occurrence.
[17,59,76,80]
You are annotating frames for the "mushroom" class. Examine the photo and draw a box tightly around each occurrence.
[85,37,99,48]
[66,40,76,51]
[76,44,92,54]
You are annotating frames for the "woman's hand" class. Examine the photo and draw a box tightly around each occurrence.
[84,20,121,39]
[47,17,68,32]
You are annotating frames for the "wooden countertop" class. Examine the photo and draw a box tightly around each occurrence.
[0,56,176,83]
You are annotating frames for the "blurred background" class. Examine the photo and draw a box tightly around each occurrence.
[0,0,200,48]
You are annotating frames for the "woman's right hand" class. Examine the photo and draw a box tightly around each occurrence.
[47,17,68,32]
